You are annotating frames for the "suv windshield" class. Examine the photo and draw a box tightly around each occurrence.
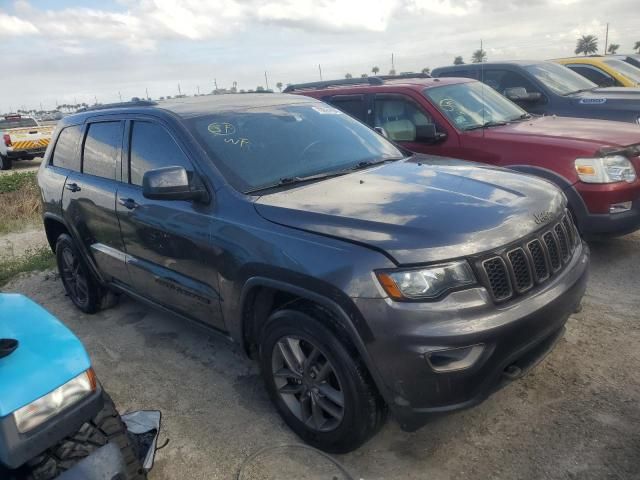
[423,82,528,131]
[0,116,38,129]
[603,58,640,84]
[187,102,404,193]
[524,62,597,95]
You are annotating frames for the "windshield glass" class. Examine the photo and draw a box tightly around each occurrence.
[187,102,404,193]
[423,82,527,131]
[0,117,38,129]
[603,58,640,84]
[524,62,596,95]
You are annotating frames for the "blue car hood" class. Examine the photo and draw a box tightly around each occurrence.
[0,294,91,417]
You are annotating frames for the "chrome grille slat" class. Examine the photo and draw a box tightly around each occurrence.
[479,212,579,303]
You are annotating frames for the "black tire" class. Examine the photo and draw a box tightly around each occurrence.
[21,393,146,480]
[55,233,102,314]
[0,154,12,170]
[259,307,386,453]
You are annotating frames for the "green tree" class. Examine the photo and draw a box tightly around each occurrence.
[388,69,396,75]
[345,73,353,79]
[471,49,487,63]
[361,73,368,78]
[575,35,598,55]
[634,41,640,53]
[371,66,380,75]
[607,44,620,55]
[454,55,464,65]
[421,67,430,74]
[276,82,283,92]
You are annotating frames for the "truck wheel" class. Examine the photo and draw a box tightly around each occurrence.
[0,155,12,170]
[55,234,102,314]
[21,393,146,480]
[259,307,386,453]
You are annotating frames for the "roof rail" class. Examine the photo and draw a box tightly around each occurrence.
[76,100,157,113]
[283,77,384,93]
[283,73,432,93]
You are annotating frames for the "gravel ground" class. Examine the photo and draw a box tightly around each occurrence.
[3,232,640,480]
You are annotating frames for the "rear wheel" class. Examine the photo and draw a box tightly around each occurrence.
[259,307,386,453]
[0,154,12,170]
[55,234,102,314]
[21,393,146,480]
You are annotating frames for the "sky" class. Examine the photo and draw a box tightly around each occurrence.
[0,0,638,113]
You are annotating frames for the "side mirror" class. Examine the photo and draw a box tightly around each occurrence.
[415,124,447,143]
[142,166,208,202]
[504,87,542,102]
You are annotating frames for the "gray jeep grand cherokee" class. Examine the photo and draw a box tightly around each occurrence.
[37,94,589,453]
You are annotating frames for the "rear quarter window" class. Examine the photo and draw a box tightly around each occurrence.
[51,125,83,171]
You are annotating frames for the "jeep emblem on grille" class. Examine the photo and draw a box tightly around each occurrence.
[533,211,553,225]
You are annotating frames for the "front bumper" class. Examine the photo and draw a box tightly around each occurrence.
[0,385,103,469]
[570,182,640,236]
[354,243,589,432]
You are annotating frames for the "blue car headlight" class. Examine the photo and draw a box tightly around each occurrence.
[13,369,96,433]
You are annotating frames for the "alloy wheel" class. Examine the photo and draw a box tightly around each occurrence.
[60,246,89,306]
[271,336,345,432]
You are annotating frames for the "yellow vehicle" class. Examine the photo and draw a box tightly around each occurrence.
[553,56,640,88]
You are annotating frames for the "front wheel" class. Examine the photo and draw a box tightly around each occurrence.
[0,154,12,170]
[55,234,102,313]
[259,308,386,453]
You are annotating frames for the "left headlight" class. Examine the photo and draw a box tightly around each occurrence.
[13,369,96,433]
[376,260,476,300]
[575,155,637,183]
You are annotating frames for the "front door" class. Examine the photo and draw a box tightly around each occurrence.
[116,119,224,329]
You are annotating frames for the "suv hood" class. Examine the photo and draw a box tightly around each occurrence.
[254,157,565,264]
[0,294,91,417]
[481,116,640,150]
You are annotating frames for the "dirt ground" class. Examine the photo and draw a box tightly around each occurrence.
[4,232,640,480]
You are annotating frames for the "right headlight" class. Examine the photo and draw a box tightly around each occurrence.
[575,155,637,183]
[376,260,476,301]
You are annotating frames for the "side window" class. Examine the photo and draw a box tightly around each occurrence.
[82,122,122,180]
[373,94,435,142]
[566,65,617,87]
[328,95,367,122]
[51,126,82,171]
[483,69,539,94]
[437,69,477,80]
[129,121,193,187]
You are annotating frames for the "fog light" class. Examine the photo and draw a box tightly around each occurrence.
[425,344,485,372]
[610,201,632,214]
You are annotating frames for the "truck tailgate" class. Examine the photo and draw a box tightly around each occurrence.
[6,126,54,151]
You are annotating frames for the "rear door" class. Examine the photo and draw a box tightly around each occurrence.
[62,119,130,284]
[116,119,224,329]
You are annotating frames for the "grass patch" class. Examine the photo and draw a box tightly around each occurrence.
[0,171,41,234]
[0,246,56,286]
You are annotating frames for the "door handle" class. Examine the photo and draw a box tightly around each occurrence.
[118,198,139,210]
[65,183,81,192]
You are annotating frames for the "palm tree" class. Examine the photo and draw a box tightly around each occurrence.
[345,73,353,79]
[388,69,396,75]
[634,41,640,53]
[421,67,430,75]
[276,82,283,92]
[372,66,380,75]
[575,35,598,55]
[607,44,620,55]
[454,56,464,65]
[471,49,487,63]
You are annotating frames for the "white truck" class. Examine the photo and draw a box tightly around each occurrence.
[0,115,54,170]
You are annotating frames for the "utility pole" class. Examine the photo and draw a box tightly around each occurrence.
[604,22,609,55]
[264,71,270,91]
[40,102,43,111]
[118,91,122,102]
[178,83,182,95]
[94,95,98,105]
[197,85,200,95]
[391,53,395,71]
[318,64,323,81]
[145,87,149,100]
[214,78,218,91]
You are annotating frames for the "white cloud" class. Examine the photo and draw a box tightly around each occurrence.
[407,0,479,16]
[0,11,38,35]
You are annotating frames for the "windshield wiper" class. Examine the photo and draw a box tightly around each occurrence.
[465,120,508,131]
[562,88,596,96]
[508,113,532,122]
[246,170,350,194]
[350,157,403,171]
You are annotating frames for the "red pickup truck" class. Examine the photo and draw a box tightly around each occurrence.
[288,75,640,237]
